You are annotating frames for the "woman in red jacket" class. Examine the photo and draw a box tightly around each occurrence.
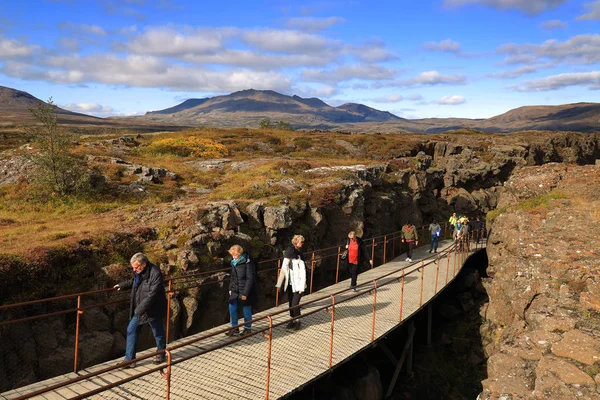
[345,231,373,291]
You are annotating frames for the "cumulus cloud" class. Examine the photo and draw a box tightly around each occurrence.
[284,16,345,32]
[577,0,600,20]
[510,71,600,91]
[540,19,567,30]
[443,0,568,16]
[421,39,461,53]
[1,54,293,93]
[55,36,80,51]
[497,34,600,65]
[350,39,398,63]
[0,37,39,59]
[183,50,334,69]
[302,65,397,84]
[242,29,337,54]
[63,102,115,116]
[435,95,466,105]
[293,85,339,98]
[372,94,404,103]
[58,22,107,36]
[402,70,467,86]
[489,65,541,79]
[126,27,225,56]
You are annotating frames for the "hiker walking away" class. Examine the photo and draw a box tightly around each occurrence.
[114,253,167,368]
[429,221,442,253]
[275,235,306,331]
[472,216,483,244]
[226,245,257,337]
[344,231,373,291]
[401,221,419,262]
[462,219,471,251]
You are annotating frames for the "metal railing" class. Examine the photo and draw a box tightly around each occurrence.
[1,224,486,398]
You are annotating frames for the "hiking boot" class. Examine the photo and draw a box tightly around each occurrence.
[153,355,166,365]
[294,320,302,331]
[120,360,136,369]
[286,321,296,330]
[428,249,432,253]
[225,328,239,337]
[240,328,252,336]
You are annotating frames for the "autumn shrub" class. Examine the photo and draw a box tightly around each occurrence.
[146,136,229,158]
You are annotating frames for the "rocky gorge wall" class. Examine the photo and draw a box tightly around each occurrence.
[1,132,599,391]
[480,163,600,399]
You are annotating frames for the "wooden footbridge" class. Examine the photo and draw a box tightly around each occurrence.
[1,229,485,400]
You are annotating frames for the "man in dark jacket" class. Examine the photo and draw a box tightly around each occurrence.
[114,253,167,367]
[226,245,257,337]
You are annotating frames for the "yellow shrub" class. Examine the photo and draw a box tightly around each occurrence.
[147,136,228,158]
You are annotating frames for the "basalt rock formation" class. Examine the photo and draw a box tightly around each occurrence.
[480,163,600,399]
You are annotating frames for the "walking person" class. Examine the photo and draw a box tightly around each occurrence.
[344,231,373,291]
[226,245,257,337]
[448,212,458,231]
[275,235,306,331]
[401,221,419,262]
[114,253,167,368]
[472,216,483,244]
[428,221,442,253]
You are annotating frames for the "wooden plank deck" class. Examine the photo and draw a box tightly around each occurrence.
[1,239,480,400]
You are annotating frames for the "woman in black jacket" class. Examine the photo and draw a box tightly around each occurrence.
[345,231,372,291]
[226,245,257,337]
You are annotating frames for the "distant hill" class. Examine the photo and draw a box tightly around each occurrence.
[1,85,599,133]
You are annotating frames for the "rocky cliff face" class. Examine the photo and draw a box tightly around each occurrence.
[480,163,600,399]
[1,132,599,391]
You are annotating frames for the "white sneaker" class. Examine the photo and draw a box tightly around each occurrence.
[407,258,412,262]
[405,257,410,261]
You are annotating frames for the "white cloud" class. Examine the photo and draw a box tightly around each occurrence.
[577,0,600,20]
[540,19,567,30]
[435,95,466,105]
[182,50,334,69]
[0,37,39,59]
[284,16,345,32]
[510,71,600,91]
[293,85,339,98]
[58,22,108,36]
[242,29,337,54]
[126,27,225,56]
[2,54,293,93]
[408,94,424,101]
[403,70,467,86]
[350,39,398,63]
[302,65,397,84]
[372,94,404,103]
[443,0,568,16]
[63,102,115,116]
[489,65,541,79]
[497,34,600,65]
[56,37,80,51]
[421,39,461,53]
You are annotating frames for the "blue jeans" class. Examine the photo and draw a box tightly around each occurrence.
[125,314,166,361]
[430,235,439,251]
[229,299,252,329]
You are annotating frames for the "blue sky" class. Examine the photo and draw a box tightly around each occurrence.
[0,0,598,119]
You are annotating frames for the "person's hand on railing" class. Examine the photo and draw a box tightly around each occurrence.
[113,284,120,291]
[369,260,373,266]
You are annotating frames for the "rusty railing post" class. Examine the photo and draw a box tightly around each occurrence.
[371,238,375,268]
[419,262,425,307]
[392,232,396,258]
[335,246,341,284]
[275,259,281,307]
[166,280,173,344]
[399,270,405,322]
[383,235,387,264]
[329,295,335,368]
[310,252,315,294]
[74,295,83,373]
[160,349,173,400]
[446,252,451,284]
[371,280,377,342]
[434,255,440,294]
[265,316,273,400]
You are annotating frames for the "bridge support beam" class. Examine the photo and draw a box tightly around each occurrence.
[384,322,415,398]
[427,303,432,346]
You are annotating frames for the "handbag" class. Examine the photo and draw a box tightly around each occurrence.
[340,250,348,260]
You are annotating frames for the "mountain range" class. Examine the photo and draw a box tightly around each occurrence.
[1,85,599,133]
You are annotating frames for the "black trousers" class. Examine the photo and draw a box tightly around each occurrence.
[349,263,359,287]
[406,241,416,258]
[286,285,302,318]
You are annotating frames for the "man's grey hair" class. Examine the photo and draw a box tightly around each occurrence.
[130,253,148,265]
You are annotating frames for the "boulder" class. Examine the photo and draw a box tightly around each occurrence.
[38,346,74,379]
[78,331,114,368]
[82,307,111,332]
